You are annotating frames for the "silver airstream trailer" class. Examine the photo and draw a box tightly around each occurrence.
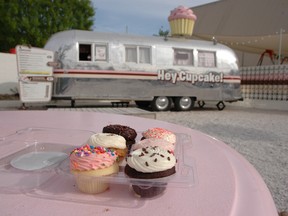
[44,30,242,111]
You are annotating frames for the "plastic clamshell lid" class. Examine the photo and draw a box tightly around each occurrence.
[0,127,196,207]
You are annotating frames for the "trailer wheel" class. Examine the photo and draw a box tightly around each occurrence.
[174,97,194,111]
[216,101,226,111]
[198,100,205,108]
[151,96,172,111]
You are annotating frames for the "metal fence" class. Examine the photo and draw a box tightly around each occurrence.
[240,65,288,101]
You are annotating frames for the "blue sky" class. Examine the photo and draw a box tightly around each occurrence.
[91,0,217,36]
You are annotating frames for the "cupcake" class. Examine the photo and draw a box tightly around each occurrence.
[131,138,175,153]
[88,133,127,159]
[70,145,119,194]
[102,124,137,150]
[168,6,197,36]
[141,128,176,145]
[125,146,176,198]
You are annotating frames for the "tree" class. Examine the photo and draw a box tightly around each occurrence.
[158,26,169,37]
[0,0,95,52]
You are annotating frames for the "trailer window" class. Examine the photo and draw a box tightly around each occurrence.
[139,47,151,64]
[173,49,193,66]
[125,45,151,64]
[79,44,92,61]
[198,51,216,67]
[95,45,108,61]
[125,46,137,63]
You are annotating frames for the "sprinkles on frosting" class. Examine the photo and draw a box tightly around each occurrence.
[142,128,176,144]
[71,144,117,157]
[142,128,173,138]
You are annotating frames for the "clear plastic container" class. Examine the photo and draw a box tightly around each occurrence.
[0,127,196,207]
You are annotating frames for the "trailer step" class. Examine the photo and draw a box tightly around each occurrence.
[47,107,156,119]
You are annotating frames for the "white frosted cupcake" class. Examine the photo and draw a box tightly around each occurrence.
[131,138,175,153]
[88,133,127,159]
[125,146,176,197]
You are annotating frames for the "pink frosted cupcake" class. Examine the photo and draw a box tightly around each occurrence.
[141,128,176,145]
[70,145,119,194]
[168,6,197,36]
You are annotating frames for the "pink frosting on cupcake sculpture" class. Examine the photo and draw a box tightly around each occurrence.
[168,6,197,21]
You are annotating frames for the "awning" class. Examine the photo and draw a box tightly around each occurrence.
[191,0,288,57]
[193,32,288,56]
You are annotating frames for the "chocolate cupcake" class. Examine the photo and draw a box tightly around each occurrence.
[125,146,176,198]
[102,124,137,150]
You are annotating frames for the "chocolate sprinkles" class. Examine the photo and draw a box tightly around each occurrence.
[127,146,176,169]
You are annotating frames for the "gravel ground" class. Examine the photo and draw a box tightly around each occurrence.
[156,106,288,213]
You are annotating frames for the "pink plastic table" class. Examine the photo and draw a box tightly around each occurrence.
[0,111,278,216]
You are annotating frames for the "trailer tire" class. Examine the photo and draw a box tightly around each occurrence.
[174,97,194,111]
[135,101,150,108]
[216,101,226,111]
[151,96,172,111]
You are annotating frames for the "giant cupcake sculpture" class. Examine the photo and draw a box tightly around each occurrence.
[168,6,197,37]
